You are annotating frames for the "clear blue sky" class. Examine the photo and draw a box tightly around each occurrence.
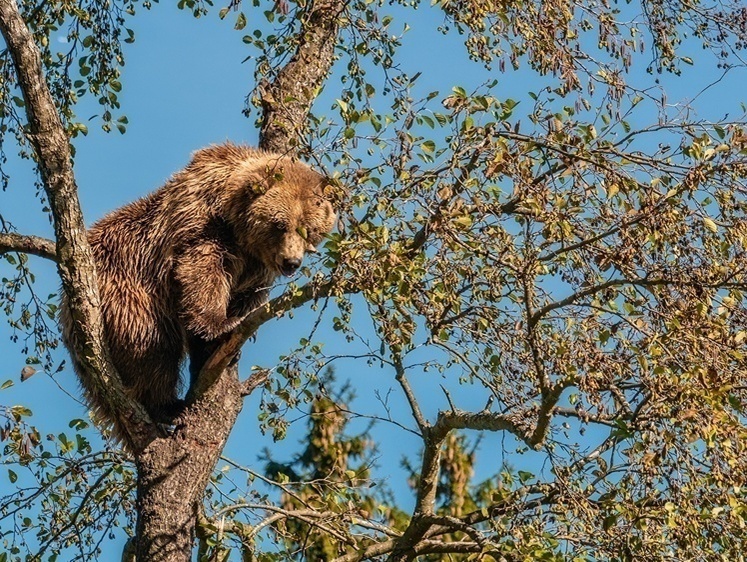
[1,1,746,558]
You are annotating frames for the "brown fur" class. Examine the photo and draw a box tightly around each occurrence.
[60,143,336,431]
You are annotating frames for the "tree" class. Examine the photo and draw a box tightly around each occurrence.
[2,0,747,559]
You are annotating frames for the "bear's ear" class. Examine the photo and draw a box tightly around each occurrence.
[244,171,271,196]
[237,157,287,196]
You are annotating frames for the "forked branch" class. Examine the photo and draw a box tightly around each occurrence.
[195,277,353,398]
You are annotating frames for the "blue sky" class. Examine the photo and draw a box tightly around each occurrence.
[2,1,747,558]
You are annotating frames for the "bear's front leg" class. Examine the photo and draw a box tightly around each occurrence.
[176,242,261,395]
[227,286,270,319]
[186,332,229,389]
[175,241,246,341]
[186,287,270,388]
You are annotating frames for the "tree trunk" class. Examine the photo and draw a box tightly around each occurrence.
[0,0,156,450]
[134,364,244,560]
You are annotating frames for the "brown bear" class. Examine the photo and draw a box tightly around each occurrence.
[60,143,336,437]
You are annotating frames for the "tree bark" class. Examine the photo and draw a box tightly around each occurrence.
[0,0,155,450]
[134,365,245,560]
[258,0,347,154]
[0,232,56,260]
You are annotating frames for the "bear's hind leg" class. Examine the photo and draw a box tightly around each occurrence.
[114,336,185,424]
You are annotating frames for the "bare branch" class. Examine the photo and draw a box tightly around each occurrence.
[527,274,736,328]
[332,539,397,562]
[239,368,272,397]
[553,407,620,427]
[331,485,557,562]
[205,503,357,546]
[0,232,56,261]
[529,383,568,447]
[431,408,531,444]
[393,354,428,434]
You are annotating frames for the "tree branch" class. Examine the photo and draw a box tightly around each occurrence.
[431,408,531,444]
[0,232,57,260]
[406,146,518,258]
[258,0,349,154]
[0,232,57,261]
[193,277,354,399]
[332,486,556,562]
[393,354,428,434]
[200,503,357,547]
[239,368,271,397]
[386,399,554,562]
[0,0,155,450]
[332,539,397,562]
[527,274,727,328]
[529,382,569,447]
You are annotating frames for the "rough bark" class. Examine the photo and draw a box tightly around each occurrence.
[0,232,57,260]
[0,0,155,450]
[134,366,270,560]
[258,0,347,154]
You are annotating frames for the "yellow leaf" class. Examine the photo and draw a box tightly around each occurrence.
[703,217,718,233]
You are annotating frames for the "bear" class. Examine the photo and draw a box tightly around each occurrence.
[59,143,336,440]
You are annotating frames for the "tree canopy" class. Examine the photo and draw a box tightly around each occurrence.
[2,0,747,560]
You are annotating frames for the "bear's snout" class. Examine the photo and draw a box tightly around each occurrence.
[280,257,302,276]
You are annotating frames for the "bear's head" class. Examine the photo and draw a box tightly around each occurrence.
[234,157,337,277]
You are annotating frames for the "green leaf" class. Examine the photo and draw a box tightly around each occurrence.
[235,12,247,30]
[518,470,534,483]
[10,405,32,419]
[69,418,89,430]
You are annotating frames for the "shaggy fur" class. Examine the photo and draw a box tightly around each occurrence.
[60,143,336,428]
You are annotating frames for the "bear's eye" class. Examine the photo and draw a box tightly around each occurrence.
[271,221,288,234]
[306,228,322,245]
